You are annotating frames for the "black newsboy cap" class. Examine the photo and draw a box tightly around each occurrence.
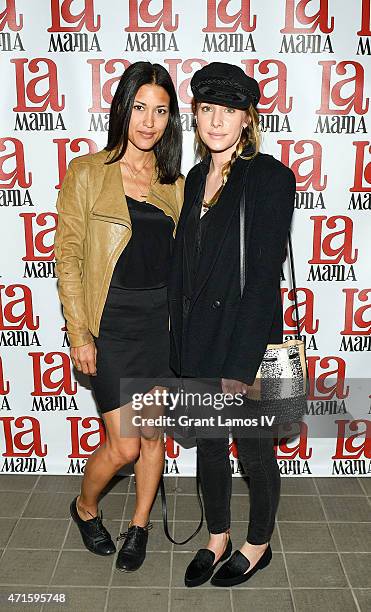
[191,62,260,109]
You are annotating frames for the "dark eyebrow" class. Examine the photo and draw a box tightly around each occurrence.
[134,99,169,108]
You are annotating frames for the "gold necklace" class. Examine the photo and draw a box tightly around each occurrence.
[122,155,154,200]
[202,182,223,209]
[122,154,153,179]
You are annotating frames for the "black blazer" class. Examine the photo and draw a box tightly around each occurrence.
[168,145,296,385]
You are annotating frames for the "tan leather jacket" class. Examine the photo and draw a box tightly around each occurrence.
[54,148,184,348]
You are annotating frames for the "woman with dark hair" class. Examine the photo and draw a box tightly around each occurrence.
[168,62,296,587]
[54,61,183,572]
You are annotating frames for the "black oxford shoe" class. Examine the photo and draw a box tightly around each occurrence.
[115,521,153,572]
[211,543,272,587]
[184,536,233,588]
[69,496,116,556]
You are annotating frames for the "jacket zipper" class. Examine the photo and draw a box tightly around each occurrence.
[91,211,131,227]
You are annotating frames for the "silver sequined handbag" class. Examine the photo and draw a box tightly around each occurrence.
[239,183,308,426]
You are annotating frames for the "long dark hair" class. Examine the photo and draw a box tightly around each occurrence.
[105,61,182,184]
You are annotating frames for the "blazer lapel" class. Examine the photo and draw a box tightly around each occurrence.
[190,151,258,309]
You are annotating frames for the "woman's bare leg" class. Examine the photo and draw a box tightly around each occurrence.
[131,436,165,526]
[77,404,140,520]
[130,385,166,526]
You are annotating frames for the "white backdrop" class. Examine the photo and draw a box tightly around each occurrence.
[0,0,370,477]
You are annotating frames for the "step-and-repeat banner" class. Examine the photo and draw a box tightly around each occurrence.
[0,0,370,477]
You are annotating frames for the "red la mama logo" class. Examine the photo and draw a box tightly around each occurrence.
[243,59,293,115]
[124,1,179,53]
[21,212,57,278]
[166,58,207,116]
[202,1,256,54]
[0,0,23,30]
[310,216,358,265]
[0,356,11,411]
[275,422,313,475]
[48,0,100,31]
[87,58,130,128]
[341,289,371,336]
[315,61,369,136]
[165,436,180,459]
[67,415,105,473]
[358,0,371,35]
[0,0,24,51]
[0,284,39,330]
[357,0,371,53]
[1,416,46,456]
[317,61,369,115]
[281,0,334,33]
[279,139,327,213]
[308,215,358,282]
[282,287,319,350]
[48,0,101,52]
[30,351,78,413]
[339,288,371,352]
[0,138,33,208]
[0,357,10,396]
[307,355,349,402]
[349,142,371,212]
[0,137,31,188]
[0,416,47,473]
[125,0,178,32]
[280,0,334,54]
[306,356,352,435]
[0,284,40,349]
[332,419,371,475]
[203,0,256,32]
[164,435,180,474]
[54,137,97,187]
[280,139,327,191]
[30,350,77,391]
[12,58,66,131]
[12,58,64,111]
[88,57,204,122]
[243,59,293,133]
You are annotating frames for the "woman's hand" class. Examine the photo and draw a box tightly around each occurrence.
[221,378,250,396]
[70,342,97,376]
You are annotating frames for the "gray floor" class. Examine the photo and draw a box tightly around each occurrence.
[0,474,370,612]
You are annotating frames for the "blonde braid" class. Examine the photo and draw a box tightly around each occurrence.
[206,131,248,206]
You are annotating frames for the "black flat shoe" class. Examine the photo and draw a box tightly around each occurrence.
[69,496,116,556]
[184,535,233,588]
[115,521,153,572]
[211,543,272,587]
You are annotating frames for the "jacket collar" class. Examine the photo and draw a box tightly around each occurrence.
[91,148,179,229]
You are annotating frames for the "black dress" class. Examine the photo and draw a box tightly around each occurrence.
[90,196,175,414]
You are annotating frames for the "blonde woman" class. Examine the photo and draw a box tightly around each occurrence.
[168,62,296,587]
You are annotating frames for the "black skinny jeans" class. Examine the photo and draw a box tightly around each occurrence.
[196,429,281,544]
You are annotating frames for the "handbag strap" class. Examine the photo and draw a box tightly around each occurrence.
[160,451,204,545]
[239,187,302,339]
